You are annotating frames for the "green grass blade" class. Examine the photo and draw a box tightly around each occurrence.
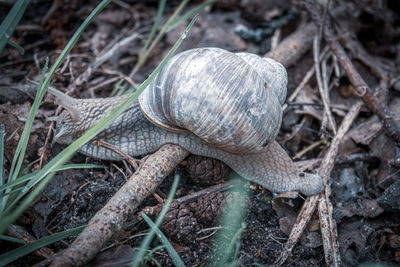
[7,58,48,183]
[138,0,189,66]
[0,13,197,234]
[1,58,48,218]
[131,175,180,267]
[0,124,4,186]
[0,225,85,266]
[142,213,185,267]
[210,174,249,266]
[142,245,164,266]
[0,0,112,233]
[0,125,4,215]
[141,0,166,53]
[8,0,112,184]
[221,223,246,264]
[0,235,27,244]
[0,0,30,53]
[166,0,216,32]
[0,164,104,194]
[3,163,103,209]
[7,39,24,54]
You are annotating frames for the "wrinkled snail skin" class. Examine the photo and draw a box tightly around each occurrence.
[51,47,324,196]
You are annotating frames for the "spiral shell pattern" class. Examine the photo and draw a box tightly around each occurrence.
[139,47,287,154]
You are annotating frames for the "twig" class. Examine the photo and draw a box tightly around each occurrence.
[49,144,188,266]
[265,23,317,67]
[270,29,281,51]
[87,76,121,97]
[94,140,141,169]
[101,69,138,88]
[317,101,363,267]
[74,32,140,87]
[300,0,400,145]
[282,46,329,112]
[274,194,319,265]
[275,101,363,266]
[38,125,53,169]
[6,224,54,259]
[142,179,240,217]
[293,139,326,160]
[313,35,337,135]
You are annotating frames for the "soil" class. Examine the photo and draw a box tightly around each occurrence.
[1,0,400,266]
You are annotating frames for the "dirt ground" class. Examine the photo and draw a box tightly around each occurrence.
[1,0,400,266]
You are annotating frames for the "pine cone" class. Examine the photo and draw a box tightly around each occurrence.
[159,203,200,245]
[185,155,231,185]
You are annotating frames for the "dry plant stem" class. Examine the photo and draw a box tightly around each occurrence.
[74,33,140,87]
[274,194,319,265]
[313,35,337,134]
[265,23,317,67]
[270,29,281,51]
[282,46,329,112]
[315,101,363,266]
[49,144,189,266]
[317,102,362,267]
[276,101,363,266]
[101,69,137,88]
[318,192,339,267]
[94,139,140,169]
[39,123,55,168]
[301,0,400,145]
[143,179,240,216]
[88,76,121,96]
[7,224,54,259]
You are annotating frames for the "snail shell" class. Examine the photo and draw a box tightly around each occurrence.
[139,47,287,154]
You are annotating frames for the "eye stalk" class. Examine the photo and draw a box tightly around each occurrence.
[48,87,81,122]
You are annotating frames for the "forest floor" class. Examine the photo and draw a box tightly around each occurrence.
[0,0,399,266]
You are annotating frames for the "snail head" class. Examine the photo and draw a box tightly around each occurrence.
[47,87,86,144]
[47,87,125,145]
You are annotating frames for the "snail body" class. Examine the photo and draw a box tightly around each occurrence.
[51,48,323,196]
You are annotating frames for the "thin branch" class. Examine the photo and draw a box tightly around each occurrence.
[265,23,317,67]
[49,144,189,266]
[275,101,363,265]
[300,0,400,145]
[313,35,337,134]
[282,46,330,113]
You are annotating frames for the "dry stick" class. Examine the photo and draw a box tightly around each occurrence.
[301,0,400,145]
[275,101,363,266]
[282,46,330,113]
[142,179,240,216]
[39,125,54,168]
[265,23,317,67]
[94,139,140,169]
[274,194,319,265]
[6,224,54,259]
[48,23,320,266]
[74,32,141,87]
[50,144,189,266]
[313,35,337,135]
[317,102,363,266]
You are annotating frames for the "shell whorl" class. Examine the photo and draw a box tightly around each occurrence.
[235,52,287,105]
[139,47,287,154]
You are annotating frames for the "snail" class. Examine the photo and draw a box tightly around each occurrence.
[49,47,323,196]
